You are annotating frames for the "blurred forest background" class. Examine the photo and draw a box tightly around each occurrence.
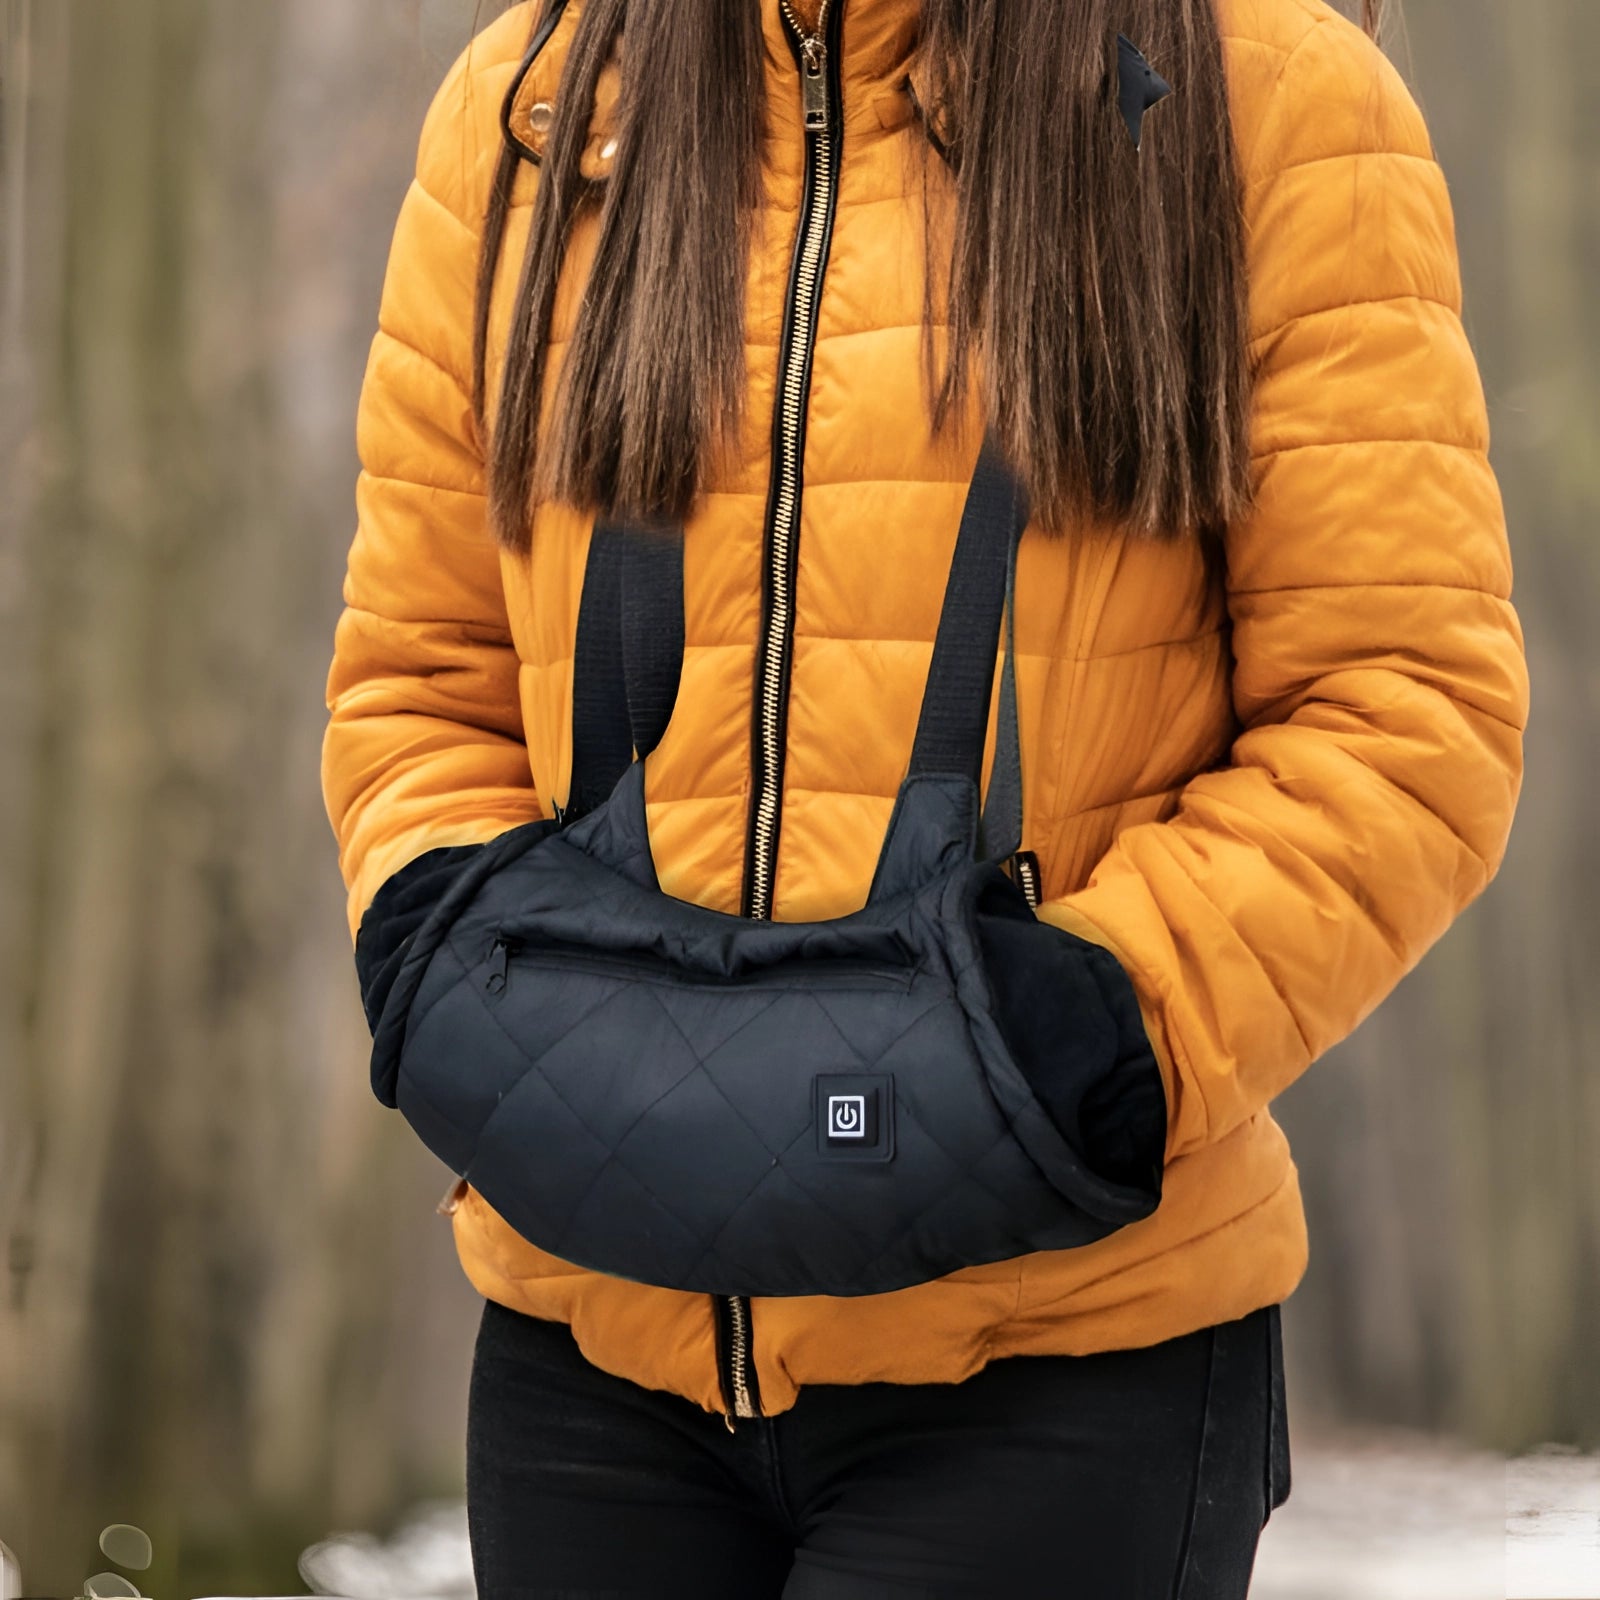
[0,0,1594,1594]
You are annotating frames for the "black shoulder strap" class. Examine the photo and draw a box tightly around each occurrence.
[567,523,631,821]
[620,526,684,763]
[906,437,1029,861]
[979,524,1025,864]
[565,519,683,822]
[569,443,1027,864]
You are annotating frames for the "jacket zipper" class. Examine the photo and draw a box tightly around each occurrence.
[714,1291,759,1433]
[742,0,843,924]
[718,0,844,1432]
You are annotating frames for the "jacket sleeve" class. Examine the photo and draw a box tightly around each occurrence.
[1034,17,1530,1165]
[321,44,543,944]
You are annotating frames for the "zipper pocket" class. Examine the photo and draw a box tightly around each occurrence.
[485,935,916,994]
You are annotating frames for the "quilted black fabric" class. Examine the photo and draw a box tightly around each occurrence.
[354,841,487,1046]
[370,763,1166,1298]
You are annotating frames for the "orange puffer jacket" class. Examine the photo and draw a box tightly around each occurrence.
[321,0,1529,1420]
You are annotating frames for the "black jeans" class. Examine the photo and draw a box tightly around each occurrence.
[466,1296,1291,1599]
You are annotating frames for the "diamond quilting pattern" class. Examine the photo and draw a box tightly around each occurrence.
[385,790,1163,1296]
[518,980,706,1148]
[430,938,1108,1293]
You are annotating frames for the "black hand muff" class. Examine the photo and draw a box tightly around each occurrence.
[1116,33,1171,151]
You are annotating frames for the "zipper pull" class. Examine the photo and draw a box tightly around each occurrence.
[486,936,512,994]
[801,40,829,133]
[723,1411,737,1434]
[1009,849,1042,911]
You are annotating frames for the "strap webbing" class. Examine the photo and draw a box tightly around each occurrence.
[978,521,1024,863]
[568,439,1028,859]
[620,526,684,762]
[567,524,633,820]
[566,521,681,820]
[907,438,1029,860]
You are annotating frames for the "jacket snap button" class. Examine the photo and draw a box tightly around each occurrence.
[527,99,554,134]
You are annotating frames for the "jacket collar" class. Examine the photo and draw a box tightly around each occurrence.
[760,0,920,105]
[504,0,923,173]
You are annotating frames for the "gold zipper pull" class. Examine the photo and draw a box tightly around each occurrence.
[801,39,830,132]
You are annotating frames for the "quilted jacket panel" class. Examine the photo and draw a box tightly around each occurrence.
[320,0,1529,1415]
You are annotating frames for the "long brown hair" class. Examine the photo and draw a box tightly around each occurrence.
[472,0,1386,552]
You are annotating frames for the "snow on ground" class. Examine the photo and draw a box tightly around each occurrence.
[1503,1446,1600,1599]
[1244,1428,1599,1600]
[1253,1425,1506,1599]
[194,1428,1600,1599]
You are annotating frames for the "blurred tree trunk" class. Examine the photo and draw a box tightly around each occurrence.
[0,2,483,1593]
[0,7,63,1554]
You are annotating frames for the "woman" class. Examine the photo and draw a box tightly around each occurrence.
[321,0,1528,1592]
